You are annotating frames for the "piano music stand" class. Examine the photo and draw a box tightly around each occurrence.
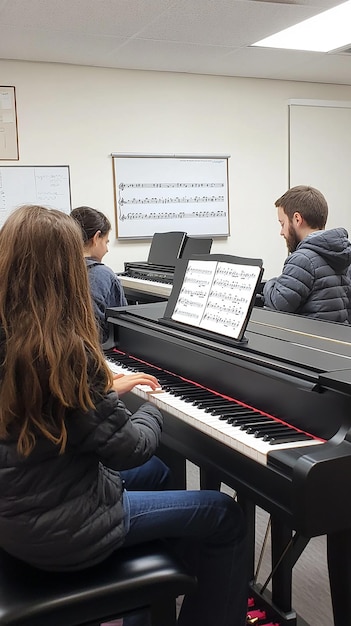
[159,254,263,346]
[180,236,213,259]
[147,231,187,266]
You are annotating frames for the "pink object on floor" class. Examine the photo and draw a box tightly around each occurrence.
[100,620,123,626]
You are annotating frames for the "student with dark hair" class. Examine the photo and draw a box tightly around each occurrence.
[0,205,249,626]
[263,185,351,323]
[71,206,127,342]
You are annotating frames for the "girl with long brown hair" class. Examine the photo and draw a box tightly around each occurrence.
[0,205,248,626]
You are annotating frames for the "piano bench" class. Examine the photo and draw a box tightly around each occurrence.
[0,540,197,626]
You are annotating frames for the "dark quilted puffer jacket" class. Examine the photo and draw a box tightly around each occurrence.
[263,228,351,323]
[0,391,162,571]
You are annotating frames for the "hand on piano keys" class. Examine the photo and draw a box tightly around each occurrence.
[111,372,162,397]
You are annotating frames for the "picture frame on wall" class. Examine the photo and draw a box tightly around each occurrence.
[112,153,230,239]
[0,86,19,160]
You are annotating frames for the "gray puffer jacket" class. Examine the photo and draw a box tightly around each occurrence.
[263,228,351,323]
[0,391,162,571]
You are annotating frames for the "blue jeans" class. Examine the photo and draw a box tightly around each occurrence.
[120,457,249,626]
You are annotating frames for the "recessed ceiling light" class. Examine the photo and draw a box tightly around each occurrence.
[251,0,351,52]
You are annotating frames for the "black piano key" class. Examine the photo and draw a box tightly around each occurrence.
[211,404,253,413]
[135,365,157,374]
[228,413,264,424]
[179,392,210,401]
[168,379,191,385]
[254,426,292,438]
[227,412,261,424]
[215,408,257,419]
[165,387,193,395]
[110,359,134,370]
[254,422,292,430]
[209,404,245,413]
[203,402,237,412]
[189,391,220,400]
[253,429,296,441]
[184,392,219,403]
[195,396,231,404]
[167,383,195,391]
[249,425,294,436]
[171,387,200,397]
[195,398,232,408]
[268,433,313,445]
[245,415,289,429]
[177,387,207,394]
[232,415,268,425]
[243,420,279,432]
[172,383,201,391]
[261,426,305,437]
[199,402,234,411]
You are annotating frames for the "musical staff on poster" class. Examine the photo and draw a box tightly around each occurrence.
[112,155,230,239]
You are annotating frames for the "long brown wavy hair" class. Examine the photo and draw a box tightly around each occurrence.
[0,205,113,456]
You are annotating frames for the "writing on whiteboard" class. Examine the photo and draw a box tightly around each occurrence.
[0,166,71,228]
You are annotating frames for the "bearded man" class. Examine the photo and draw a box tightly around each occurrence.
[263,185,351,323]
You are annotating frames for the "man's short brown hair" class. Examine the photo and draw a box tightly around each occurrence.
[275,185,328,229]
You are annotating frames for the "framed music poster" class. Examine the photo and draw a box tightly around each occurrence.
[0,86,19,160]
[112,153,230,239]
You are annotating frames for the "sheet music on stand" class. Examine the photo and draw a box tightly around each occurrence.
[161,254,263,344]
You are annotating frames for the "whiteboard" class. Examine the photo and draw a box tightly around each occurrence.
[112,154,230,239]
[0,165,71,228]
[289,100,351,233]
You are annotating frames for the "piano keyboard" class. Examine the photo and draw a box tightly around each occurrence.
[119,275,172,298]
[105,349,323,467]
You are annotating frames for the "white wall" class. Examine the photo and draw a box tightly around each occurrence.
[1,59,351,278]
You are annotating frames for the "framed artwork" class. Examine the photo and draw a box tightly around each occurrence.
[0,86,19,160]
[112,153,230,239]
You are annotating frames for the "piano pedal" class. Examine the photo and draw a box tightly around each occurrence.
[247,600,279,625]
[247,588,309,626]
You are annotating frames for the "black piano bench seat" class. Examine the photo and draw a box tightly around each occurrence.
[0,540,197,626]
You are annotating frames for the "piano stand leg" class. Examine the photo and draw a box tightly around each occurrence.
[157,443,187,489]
[327,530,351,626]
[199,468,221,490]
[270,519,294,612]
[269,520,309,614]
[237,496,256,582]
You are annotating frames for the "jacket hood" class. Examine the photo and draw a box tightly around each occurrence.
[297,228,351,272]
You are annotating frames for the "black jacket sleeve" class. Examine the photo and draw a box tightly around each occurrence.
[67,391,163,471]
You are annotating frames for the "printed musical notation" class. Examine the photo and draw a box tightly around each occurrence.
[112,155,230,238]
[119,182,224,190]
[172,260,261,341]
[117,180,227,223]
[120,210,226,221]
[118,184,226,223]
[119,195,224,206]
